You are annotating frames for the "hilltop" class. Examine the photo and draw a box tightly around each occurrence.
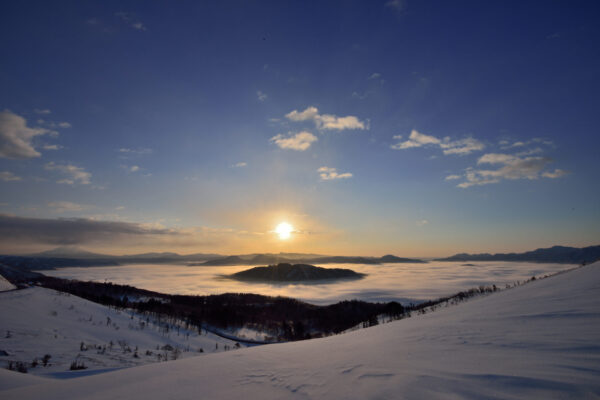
[228,263,365,282]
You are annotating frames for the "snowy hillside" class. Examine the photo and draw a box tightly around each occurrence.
[0,287,245,378]
[0,275,15,292]
[1,262,599,399]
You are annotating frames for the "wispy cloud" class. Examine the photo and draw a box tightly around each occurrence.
[542,169,568,179]
[444,174,461,181]
[318,166,353,181]
[391,129,484,155]
[115,12,146,31]
[416,219,429,227]
[48,201,88,212]
[118,147,153,155]
[0,171,21,182]
[453,153,566,188]
[232,162,247,168]
[0,110,52,159]
[43,144,64,151]
[45,162,91,185]
[385,0,406,12]
[368,72,382,80]
[285,106,367,131]
[256,91,267,102]
[131,22,146,31]
[34,109,51,115]
[270,131,318,151]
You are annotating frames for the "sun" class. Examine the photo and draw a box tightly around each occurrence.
[274,222,293,240]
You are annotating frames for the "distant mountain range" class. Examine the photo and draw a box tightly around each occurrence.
[0,246,223,270]
[197,254,425,266]
[436,245,600,264]
[24,246,222,263]
[227,263,365,282]
[3,245,597,271]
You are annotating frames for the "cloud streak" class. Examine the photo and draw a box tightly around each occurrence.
[0,171,21,182]
[48,201,88,212]
[45,162,92,185]
[391,129,484,155]
[453,153,567,188]
[285,106,367,131]
[0,214,178,246]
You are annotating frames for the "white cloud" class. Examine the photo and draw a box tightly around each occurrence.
[232,162,247,168]
[455,153,564,188]
[34,109,51,115]
[0,110,51,159]
[285,106,319,122]
[444,174,462,181]
[368,72,382,80]
[501,138,555,150]
[45,162,91,185]
[317,114,366,130]
[391,130,440,149]
[318,166,353,181]
[390,129,484,155]
[270,131,318,151]
[58,122,72,128]
[285,106,367,131]
[117,147,153,156]
[416,219,429,227]
[48,201,87,212]
[0,171,21,182]
[129,165,140,172]
[43,144,63,150]
[256,91,267,102]
[542,169,568,179]
[441,137,485,155]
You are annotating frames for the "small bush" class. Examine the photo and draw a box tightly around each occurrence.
[7,361,28,373]
[70,360,87,370]
[42,354,52,366]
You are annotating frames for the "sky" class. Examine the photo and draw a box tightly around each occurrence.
[0,0,599,257]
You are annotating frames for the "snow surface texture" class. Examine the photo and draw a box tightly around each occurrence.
[2,262,599,399]
[0,275,16,292]
[0,287,245,378]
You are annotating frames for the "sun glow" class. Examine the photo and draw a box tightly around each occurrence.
[275,222,293,240]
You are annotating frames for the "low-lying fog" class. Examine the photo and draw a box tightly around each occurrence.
[38,262,573,305]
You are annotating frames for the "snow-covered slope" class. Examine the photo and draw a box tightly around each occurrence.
[0,287,245,377]
[2,263,600,399]
[0,275,16,292]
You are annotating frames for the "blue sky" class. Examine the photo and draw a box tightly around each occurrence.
[1,0,599,256]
